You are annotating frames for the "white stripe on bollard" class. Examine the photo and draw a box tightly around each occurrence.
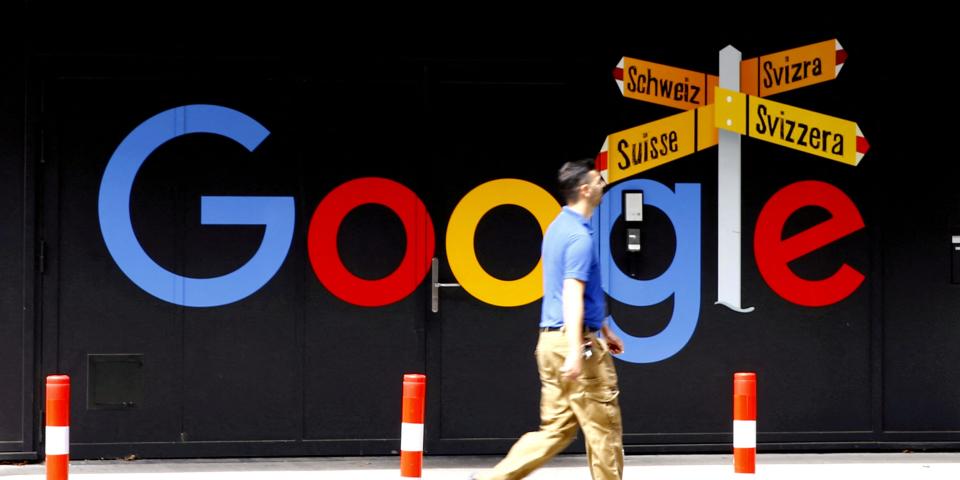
[45,426,70,455]
[400,423,424,452]
[733,420,756,449]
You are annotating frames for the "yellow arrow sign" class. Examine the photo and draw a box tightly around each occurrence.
[714,87,869,166]
[597,104,718,183]
[614,39,846,109]
[740,39,846,97]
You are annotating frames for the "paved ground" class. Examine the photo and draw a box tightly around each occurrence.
[2,452,960,478]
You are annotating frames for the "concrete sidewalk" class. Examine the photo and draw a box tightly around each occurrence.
[2,453,960,479]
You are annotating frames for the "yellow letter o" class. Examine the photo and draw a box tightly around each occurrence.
[446,179,560,307]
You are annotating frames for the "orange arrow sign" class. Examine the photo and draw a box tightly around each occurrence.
[613,57,718,110]
[740,39,846,97]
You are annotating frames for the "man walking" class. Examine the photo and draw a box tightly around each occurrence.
[473,159,624,480]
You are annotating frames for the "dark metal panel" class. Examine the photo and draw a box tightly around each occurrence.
[0,133,24,446]
[874,27,960,434]
[736,146,874,435]
[882,172,960,431]
[44,76,185,446]
[298,71,429,442]
[0,15,29,455]
[424,77,570,447]
[174,79,305,442]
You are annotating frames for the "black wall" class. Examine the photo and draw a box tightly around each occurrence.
[1,7,956,459]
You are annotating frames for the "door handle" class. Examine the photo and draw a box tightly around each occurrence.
[431,257,460,313]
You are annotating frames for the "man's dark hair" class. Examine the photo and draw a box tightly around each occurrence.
[558,158,595,203]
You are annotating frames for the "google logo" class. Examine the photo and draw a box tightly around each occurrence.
[99,104,865,363]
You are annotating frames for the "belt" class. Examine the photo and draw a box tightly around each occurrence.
[539,326,600,333]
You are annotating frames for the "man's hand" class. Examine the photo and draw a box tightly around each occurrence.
[603,327,625,354]
[560,353,582,381]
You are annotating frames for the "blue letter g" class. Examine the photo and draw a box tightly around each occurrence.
[98,104,294,307]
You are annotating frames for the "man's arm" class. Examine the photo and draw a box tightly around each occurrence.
[560,278,585,381]
[601,322,624,354]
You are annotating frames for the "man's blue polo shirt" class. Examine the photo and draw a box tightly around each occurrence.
[540,206,605,330]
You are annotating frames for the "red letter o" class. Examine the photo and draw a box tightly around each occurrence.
[307,177,435,307]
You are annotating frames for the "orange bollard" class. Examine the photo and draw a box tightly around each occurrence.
[46,375,70,480]
[400,374,426,478]
[733,372,756,474]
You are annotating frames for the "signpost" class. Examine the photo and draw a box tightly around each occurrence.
[600,38,867,314]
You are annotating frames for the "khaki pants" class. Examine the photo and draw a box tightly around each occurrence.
[479,330,623,480]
